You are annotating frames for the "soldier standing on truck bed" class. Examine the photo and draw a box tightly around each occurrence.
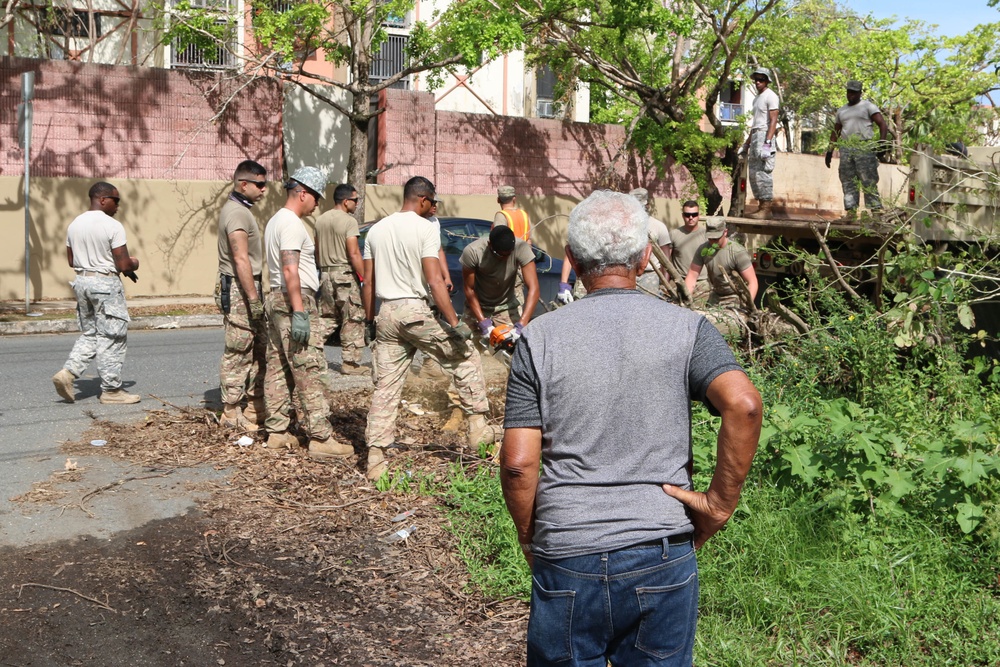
[743,67,780,220]
[825,80,889,218]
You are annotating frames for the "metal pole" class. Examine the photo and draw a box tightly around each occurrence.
[20,72,35,315]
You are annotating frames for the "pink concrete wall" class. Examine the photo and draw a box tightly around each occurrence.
[377,88,727,202]
[0,56,283,181]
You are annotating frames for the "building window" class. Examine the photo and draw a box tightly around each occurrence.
[370,34,410,89]
[718,80,744,122]
[38,8,102,38]
[536,65,562,119]
[169,0,238,70]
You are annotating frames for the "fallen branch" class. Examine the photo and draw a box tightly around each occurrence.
[18,583,117,613]
[809,224,863,302]
[764,292,811,334]
[649,241,691,307]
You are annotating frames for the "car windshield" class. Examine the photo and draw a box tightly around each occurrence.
[440,226,483,255]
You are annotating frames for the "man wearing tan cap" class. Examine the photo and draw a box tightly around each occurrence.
[684,218,758,336]
[493,185,531,242]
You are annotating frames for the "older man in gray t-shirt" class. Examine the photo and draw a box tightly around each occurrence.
[501,190,762,666]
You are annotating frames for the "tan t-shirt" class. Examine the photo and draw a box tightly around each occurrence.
[704,241,753,301]
[217,196,263,277]
[460,236,535,308]
[66,210,127,274]
[644,216,672,274]
[314,209,359,268]
[670,225,708,277]
[363,211,440,300]
[264,207,320,292]
[836,99,882,141]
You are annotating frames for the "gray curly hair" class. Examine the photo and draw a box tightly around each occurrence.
[568,190,649,276]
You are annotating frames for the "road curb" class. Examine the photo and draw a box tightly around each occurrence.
[0,314,222,336]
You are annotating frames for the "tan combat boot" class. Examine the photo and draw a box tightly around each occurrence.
[340,362,368,376]
[467,414,502,450]
[99,389,141,404]
[366,446,388,480]
[265,431,299,449]
[219,403,253,429]
[52,369,76,403]
[308,437,355,461]
[242,398,266,429]
[747,200,773,220]
[442,407,465,432]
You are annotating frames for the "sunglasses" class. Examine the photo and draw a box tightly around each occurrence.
[240,179,267,188]
[682,212,699,218]
[346,197,359,202]
[102,196,121,204]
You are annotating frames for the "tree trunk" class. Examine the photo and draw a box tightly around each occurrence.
[689,149,724,216]
[348,92,371,222]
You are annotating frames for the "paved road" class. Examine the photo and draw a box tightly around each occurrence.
[0,327,371,547]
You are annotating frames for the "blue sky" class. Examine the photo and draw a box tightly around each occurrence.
[841,0,998,36]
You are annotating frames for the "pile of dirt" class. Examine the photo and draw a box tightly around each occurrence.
[0,369,526,665]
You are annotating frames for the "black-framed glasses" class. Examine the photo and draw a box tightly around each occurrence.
[425,196,440,205]
[240,179,267,188]
[682,212,699,218]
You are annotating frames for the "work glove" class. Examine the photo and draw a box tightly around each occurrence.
[478,318,494,337]
[514,322,525,336]
[365,320,376,346]
[122,270,138,283]
[448,321,473,341]
[248,298,265,321]
[761,141,773,158]
[825,151,833,169]
[557,282,574,304]
[290,311,310,344]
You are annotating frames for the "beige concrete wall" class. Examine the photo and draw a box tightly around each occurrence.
[9,167,880,302]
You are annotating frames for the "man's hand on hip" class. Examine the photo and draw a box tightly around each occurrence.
[661,484,738,550]
[290,311,310,344]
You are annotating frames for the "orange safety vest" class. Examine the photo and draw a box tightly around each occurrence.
[498,209,531,242]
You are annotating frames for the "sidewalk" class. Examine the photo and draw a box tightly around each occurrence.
[0,296,221,335]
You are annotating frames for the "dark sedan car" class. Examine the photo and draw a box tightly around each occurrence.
[360,216,570,315]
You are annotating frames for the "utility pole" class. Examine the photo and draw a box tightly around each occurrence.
[17,71,37,316]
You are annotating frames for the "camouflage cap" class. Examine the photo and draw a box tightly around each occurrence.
[751,67,772,82]
[706,216,727,239]
[497,185,516,198]
[287,166,328,200]
[846,80,863,92]
[628,187,649,204]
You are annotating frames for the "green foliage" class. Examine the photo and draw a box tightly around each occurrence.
[750,0,1000,156]
[156,0,236,53]
[440,465,530,600]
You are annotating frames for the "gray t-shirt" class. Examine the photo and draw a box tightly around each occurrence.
[504,288,743,559]
[836,99,881,142]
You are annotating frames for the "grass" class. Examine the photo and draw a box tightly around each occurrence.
[439,462,1000,665]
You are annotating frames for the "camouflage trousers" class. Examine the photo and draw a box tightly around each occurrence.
[317,266,365,366]
[64,275,130,392]
[217,277,267,405]
[839,148,881,211]
[367,298,489,449]
[263,291,332,440]
[748,129,776,202]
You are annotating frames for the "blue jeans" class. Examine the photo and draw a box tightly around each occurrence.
[527,538,698,667]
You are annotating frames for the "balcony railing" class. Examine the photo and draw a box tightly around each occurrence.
[370,34,410,89]
[719,102,744,122]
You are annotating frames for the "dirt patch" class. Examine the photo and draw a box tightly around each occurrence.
[0,367,526,665]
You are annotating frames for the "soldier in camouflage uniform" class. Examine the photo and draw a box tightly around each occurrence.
[216,160,269,429]
[52,182,142,405]
[826,80,889,215]
[742,67,780,220]
[314,183,367,375]
[685,218,759,338]
[262,167,354,462]
[362,176,500,480]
